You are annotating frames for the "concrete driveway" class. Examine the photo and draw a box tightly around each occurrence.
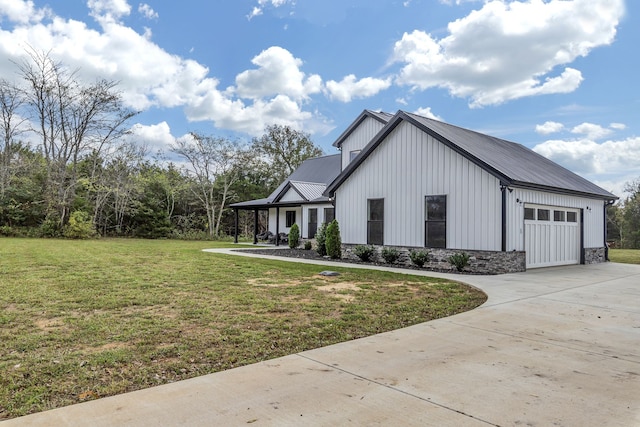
[4,254,640,426]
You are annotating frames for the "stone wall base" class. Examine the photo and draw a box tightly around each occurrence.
[584,247,606,264]
[341,244,526,275]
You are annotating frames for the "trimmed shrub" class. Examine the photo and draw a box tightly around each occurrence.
[325,219,342,259]
[315,223,328,256]
[64,211,96,239]
[353,245,377,262]
[381,247,400,264]
[449,252,470,272]
[288,223,300,248]
[409,249,429,267]
[303,241,312,250]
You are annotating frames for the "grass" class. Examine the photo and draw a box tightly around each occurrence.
[0,238,486,420]
[609,249,640,264]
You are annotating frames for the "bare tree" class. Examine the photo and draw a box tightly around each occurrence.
[0,79,27,198]
[172,133,245,238]
[17,49,136,226]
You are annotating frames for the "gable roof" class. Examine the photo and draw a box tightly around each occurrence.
[326,110,617,200]
[332,109,393,148]
[230,154,341,208]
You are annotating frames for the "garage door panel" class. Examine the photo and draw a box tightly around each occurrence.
[525,206,580,269]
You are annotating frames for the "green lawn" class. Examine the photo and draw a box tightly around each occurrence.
[0,238,486,419]
[609,249,640,265]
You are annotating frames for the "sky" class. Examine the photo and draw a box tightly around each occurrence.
[0,0,637,198]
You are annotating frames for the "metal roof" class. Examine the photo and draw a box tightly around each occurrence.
[327,110,617,200]
[289,181,327,201]
[332,109,392,148]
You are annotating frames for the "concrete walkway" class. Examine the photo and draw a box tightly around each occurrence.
[4,249,640,426]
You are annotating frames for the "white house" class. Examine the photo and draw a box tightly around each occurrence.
[233,110,617,272]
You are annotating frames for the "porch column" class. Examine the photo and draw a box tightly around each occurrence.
[253,209,258,244]
[234,208,239,244]
[275,206,280,246]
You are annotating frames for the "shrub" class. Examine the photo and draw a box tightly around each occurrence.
[353,245,377,262]
[0,225,13,237]
[409,249,429,267]
[315,223,328,256]
[449,252,470,272]
[64,211,96,239]
[288,223,300,248]
[381,247,400,264]
[325,219,342,259]
[304,241,312,250]
[40,217,62,238]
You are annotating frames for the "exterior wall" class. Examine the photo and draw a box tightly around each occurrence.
[341,244,526,274]
[504,188,607,251]
[335,121,502,251]
[268,207,301,235]
[280,188,303,202]
[340,117,386,169]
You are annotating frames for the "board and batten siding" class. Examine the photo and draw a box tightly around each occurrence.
[335,121,502,250]
[279,187,303,203]
[340,117,386,169]
[504,188,606,251]
[302,203,333,238]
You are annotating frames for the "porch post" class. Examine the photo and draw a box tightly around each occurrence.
[234,208,239,244]
[275,206,280,246]
[253,209,258,244]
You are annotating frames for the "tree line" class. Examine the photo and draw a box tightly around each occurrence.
[0,51,322,239]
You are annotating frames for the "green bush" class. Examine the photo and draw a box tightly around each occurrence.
[409,249,429,267]
[64,211,96,239]
[288,223,300,248]
[315,223,328,256]
[449,252,470,272]
[353,245,377,262]
[304,241,312,250]
[381,247,400,264]
[40,217,62,238]
[0,225,13,237]
[325,219,341,259]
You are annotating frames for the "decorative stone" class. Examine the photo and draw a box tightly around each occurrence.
[319,271,341,277]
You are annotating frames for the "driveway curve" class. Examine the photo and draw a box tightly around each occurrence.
[4,249,640,426]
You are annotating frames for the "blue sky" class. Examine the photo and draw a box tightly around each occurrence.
[0,0,637,196]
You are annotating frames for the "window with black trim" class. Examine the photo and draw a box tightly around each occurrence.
[367,199,384,245]
[285,211,296,228]
[324,207,335,224]
[425,195,446,248]
[308,208,317,238]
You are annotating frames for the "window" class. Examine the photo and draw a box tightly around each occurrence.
[367,199,384,245]
[324,207,335,224]
[349,150,361,162]
[524,207,535,220]
[425,195,446,248]
[308,208,317,238]
[554,210,566,222]
[537,209,550,221]
[285,211,296,228]
[567,211,577,222]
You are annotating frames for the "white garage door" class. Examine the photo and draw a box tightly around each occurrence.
[525,205,580,268]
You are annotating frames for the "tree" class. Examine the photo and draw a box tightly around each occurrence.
[0,79,27,199]
[251,124,323,187]
[325,219,342,259]
[619,180,640,248]
[172,133,246,238]
[17,49,136,227]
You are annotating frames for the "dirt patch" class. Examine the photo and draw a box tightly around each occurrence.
[247,278,303,288]
[316,282,361,302]
[34,318,66,331]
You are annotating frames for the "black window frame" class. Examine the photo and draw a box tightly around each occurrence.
[308,208,317,238]
[323,207,335,224]
[367,198,384,245]
[425,195,446,248]
[285,210,296,228]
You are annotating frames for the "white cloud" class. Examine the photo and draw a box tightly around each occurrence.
[392,0,624,107]
[325,75,391,102]
[235,46,322,101]
[610,122,626,130]
[535,121,564,135]
[128,121,176,152]
[533,137,640,195]
[87,0,131,23]
[138,3,158,20]
[571,122,612,140]
[0,0,49,24]
[414,107,443,121]
[247,7,262,20]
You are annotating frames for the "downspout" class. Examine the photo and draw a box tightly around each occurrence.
[500,184,508,252]
[580,209,585,265]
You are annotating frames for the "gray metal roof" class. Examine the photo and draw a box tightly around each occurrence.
[231,154,341,208]
[327,110,617,200]
[332,109,392,148]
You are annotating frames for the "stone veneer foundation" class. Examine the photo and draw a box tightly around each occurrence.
[341,244,526,275]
